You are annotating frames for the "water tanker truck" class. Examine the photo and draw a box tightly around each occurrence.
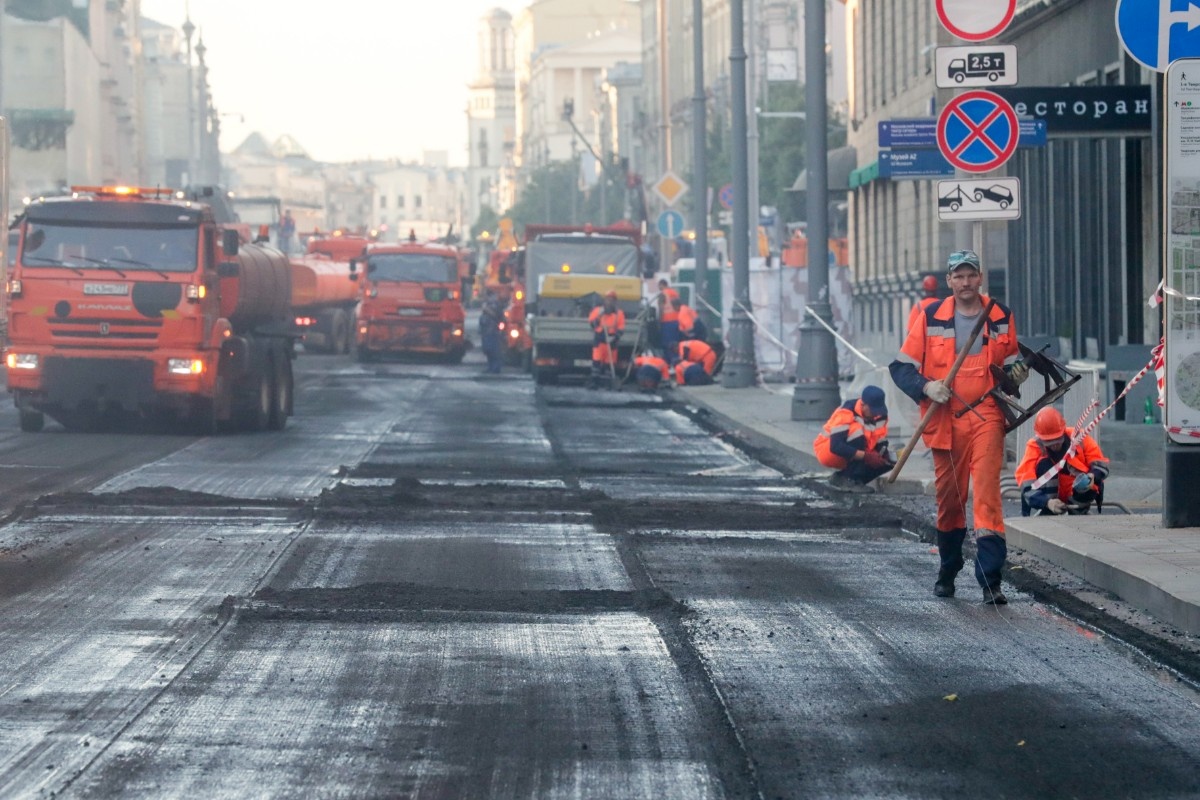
[4,185,297,433]
[289,234,366,354]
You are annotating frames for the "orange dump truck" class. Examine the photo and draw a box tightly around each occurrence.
[5,185,297,433]
[289,235,366,354]
[351,233,468,363]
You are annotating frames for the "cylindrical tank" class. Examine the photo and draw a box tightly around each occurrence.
[290,255,359,310]
[220,243,293,331]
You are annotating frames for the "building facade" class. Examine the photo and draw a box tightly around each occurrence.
[466,8,517,229]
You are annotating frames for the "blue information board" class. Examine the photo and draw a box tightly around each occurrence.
[879,150,954,179]
[879,118,1046,148]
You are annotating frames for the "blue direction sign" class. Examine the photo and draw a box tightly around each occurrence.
[657,209,685,239]
[879,150,955,179]
[936,90,1020,173]
[1117,0,1200,73]
[880,118,1045,148]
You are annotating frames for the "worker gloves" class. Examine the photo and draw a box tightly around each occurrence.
[922,379,952,404]
[1007,361,1030,385]
[1072,472,1094,494]
[1046,498,1068,514]
[863,450,889,470]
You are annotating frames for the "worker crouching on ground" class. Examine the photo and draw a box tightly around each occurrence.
[1016,407,1109,516]
[587,290,625,389]
[889,249,1028,605]
[633,351,671,392]
[674,338,717,385]
[813,385,894,493]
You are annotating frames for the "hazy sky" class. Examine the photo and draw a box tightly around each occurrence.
[139,0,520,165]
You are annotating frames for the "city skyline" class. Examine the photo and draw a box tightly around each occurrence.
[138,0,520,165]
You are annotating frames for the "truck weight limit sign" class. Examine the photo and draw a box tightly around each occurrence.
[935,45,1018,89]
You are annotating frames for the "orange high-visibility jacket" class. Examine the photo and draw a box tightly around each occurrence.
[678,339,716,374]
[588,306,625,338]
[660,287,680,322]
[634,355,670,380]
[1014,428,1108,501]
[813,399,889,469]
[893,295,1018,450]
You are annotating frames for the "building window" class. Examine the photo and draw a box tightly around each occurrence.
[398,195,406,209]
[415,195,423,209]
[380,196,387,209]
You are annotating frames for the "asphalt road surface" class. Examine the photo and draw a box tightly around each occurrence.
[0,347,1197,799]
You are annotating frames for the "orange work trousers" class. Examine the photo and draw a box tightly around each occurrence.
[931,351,1007,536]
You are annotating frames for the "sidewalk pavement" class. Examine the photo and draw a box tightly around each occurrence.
[673,381,1199,636]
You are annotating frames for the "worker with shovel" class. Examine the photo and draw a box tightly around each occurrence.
[587,290,625,390]
[889,250,1028,605]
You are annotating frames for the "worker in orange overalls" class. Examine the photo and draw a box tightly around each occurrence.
[905,275,941,340]
[813,385,893,492]
[671,296,708,343]
[674,338,717,385]
[1016,407,1109,516]
[889,250,1028,604]
[657,280,681,358]
[633,350,671,392]
[587,290,625,389]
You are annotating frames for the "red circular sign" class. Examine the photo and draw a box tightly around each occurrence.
[935,0,1016,42]
[936,90,1019,174]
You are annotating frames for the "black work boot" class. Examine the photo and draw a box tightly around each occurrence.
[934,528,966,598]
[974,533,1009,605]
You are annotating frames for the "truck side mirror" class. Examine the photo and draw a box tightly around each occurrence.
[217,261,239,278]
[222,229,240,257]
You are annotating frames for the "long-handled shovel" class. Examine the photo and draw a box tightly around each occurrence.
[886,298,997,483]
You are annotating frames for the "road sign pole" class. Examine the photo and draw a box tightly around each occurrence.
[791,0,840,419]
[722,0,757,388]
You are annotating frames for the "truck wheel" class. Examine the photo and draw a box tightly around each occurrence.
[331,311,350,355]
[19,410,44,433]
[236,373,271,432]
[357,347,376,364]
[190,399,219,436]
[268,357,292,431]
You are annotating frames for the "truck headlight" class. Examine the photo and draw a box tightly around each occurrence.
[510,328,520,339]
[6,279,22,298]
[5,353,38,369]
[168,358,204,375]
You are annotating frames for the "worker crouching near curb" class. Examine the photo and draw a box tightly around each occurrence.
[889,249,1028,605]
[813,385,894,493]
[674,339,717,385]
[1016,407,1109,516]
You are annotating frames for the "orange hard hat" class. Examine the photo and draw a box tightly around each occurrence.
[605,290,618,299]
[1034,407,1066,441]
[922,275,939,293]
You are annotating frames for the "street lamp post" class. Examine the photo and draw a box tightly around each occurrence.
[790,0,840,419]
[723,0,757,388]
[691,0,710,334]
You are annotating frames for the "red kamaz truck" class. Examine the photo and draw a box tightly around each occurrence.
[4,185,296,433]
[351,232,468,363]
[290,234,367,354]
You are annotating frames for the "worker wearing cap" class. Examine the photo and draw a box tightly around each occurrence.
[633,350,671,392]
[813,385,893,491]
[1016,407,1109,516]
[587,290,625,389]
[889,249,1028,604]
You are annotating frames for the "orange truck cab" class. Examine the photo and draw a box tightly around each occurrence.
[351,233,467,363]
[290,234,367,354]
[5,185,297,433]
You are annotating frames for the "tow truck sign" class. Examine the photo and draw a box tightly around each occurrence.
[935,45,1018,88]
[937,177,1021,221]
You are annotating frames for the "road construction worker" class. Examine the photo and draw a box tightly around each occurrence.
[905,275,941,338]
[813,385,893,492]
[633,351,671,392]
[889,249,1028,604]
[658,280,681,357]
[1016,407,1110,516]
[672,296,708,343]
[587,290,625,389]
[675,338,717,385]
[479,292,504,374]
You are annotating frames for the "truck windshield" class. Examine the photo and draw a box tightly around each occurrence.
[367,253,457,283]
[20,223,198,273]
